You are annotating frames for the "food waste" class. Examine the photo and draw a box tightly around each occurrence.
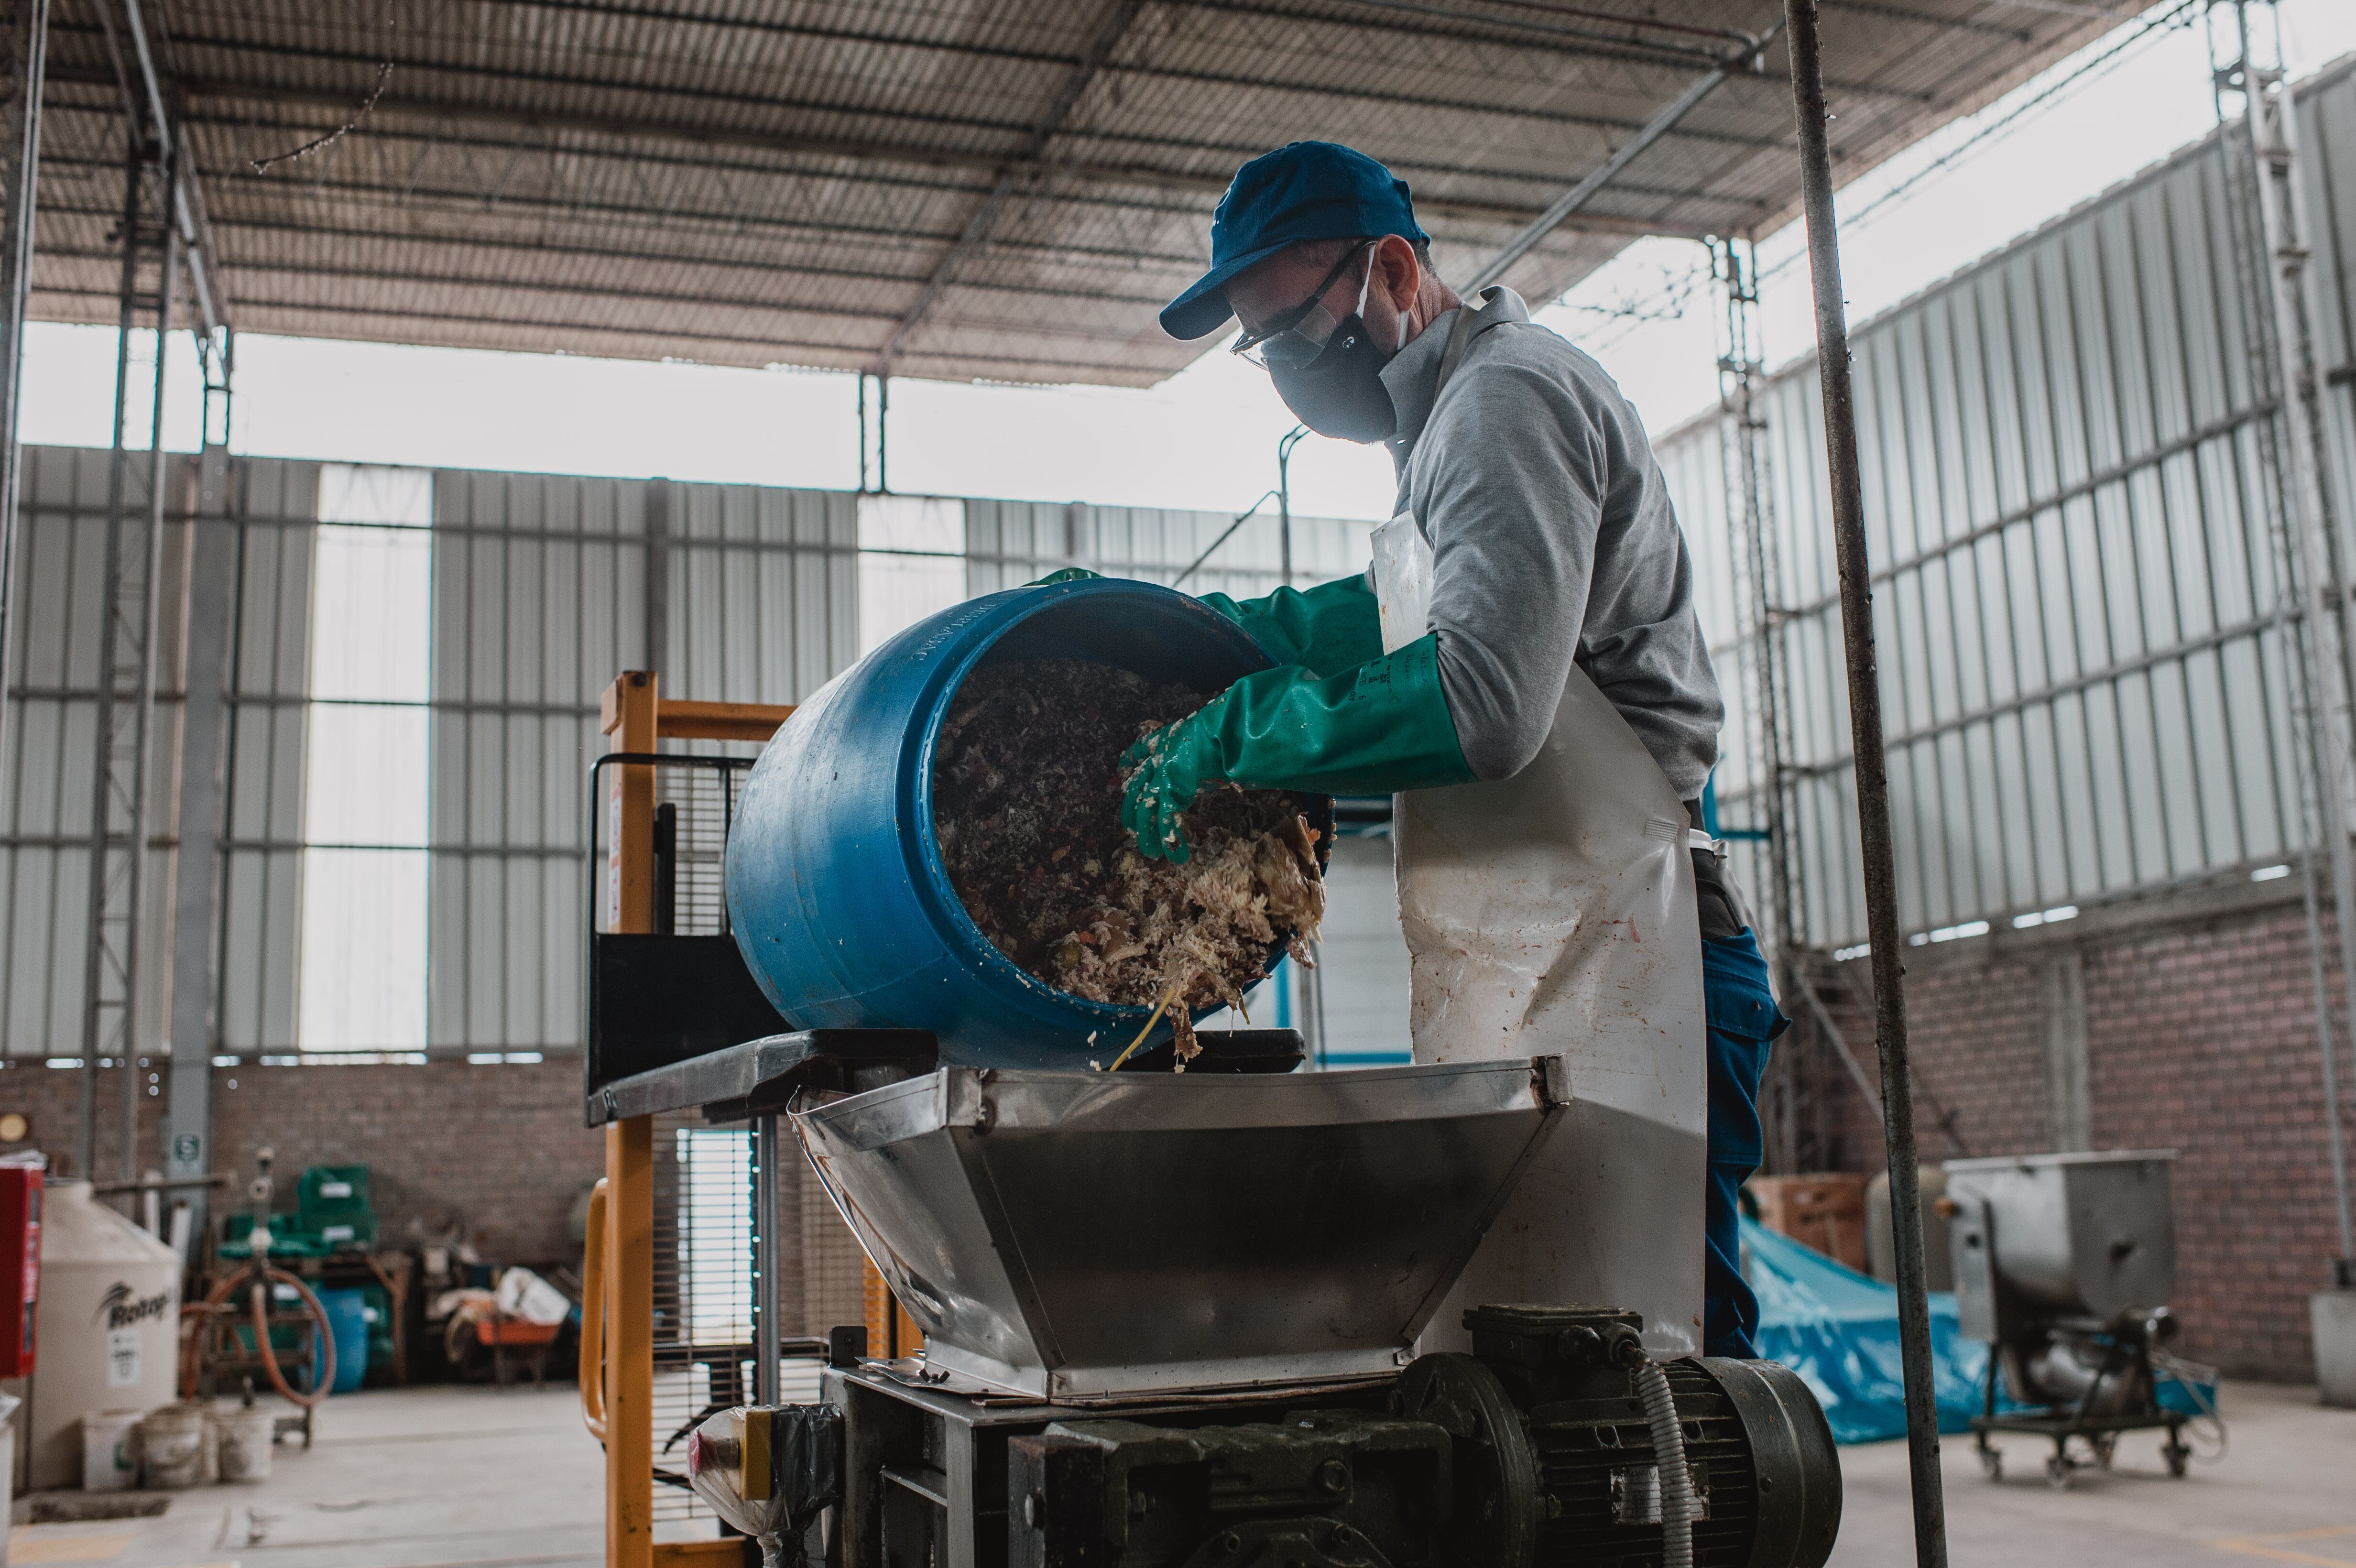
[931,656,1324,1064]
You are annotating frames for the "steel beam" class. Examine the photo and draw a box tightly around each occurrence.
[57,31,1786,166]
[116,0,220,341]
[882,0,1143,370]
[0,0,45,794]
[1469,22,1780,291]
[1780,2,1947,1562]
[34,78,1740,238]
[2247,51,2356,1278]
[753,1113,781,1407]
[164,442,233,1243]
[79,132,144,1182]
[119,147,175,1184]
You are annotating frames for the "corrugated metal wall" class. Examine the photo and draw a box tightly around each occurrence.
[1659,57,2356,952]
[427,473,856,1051]
[2,446,176,1056]
[0,447,316,1058]
[218,459,317,1051]
[662,482,858,710]
[966,499,1375,600]
[428,469,644,1053]
[4,449,1374,1055]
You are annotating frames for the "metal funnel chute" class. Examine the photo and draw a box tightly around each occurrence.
[795,1056,1569,1400]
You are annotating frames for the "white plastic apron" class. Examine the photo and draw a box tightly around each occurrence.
[1375,315,1708,1356]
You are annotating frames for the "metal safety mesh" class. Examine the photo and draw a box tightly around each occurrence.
[646,1113,873,1524]
[652,763,742,938]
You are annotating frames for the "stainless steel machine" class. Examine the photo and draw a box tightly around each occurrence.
[1943,1150,2198,1488]
[602,1030,1844,1567]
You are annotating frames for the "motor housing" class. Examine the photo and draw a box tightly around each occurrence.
[688,1302,1843,1568]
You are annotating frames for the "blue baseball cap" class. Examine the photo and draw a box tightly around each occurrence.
[1160,142,1429,342]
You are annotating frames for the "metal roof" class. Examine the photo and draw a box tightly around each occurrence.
[32,1,2165,387]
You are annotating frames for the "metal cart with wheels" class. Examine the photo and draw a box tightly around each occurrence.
[1966,1311,2192,1489]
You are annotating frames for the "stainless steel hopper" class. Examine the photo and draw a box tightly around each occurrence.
[794,1056,1569,1399]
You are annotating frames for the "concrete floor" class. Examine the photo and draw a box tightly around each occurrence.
[7,1385,604,1568]
[1831,1379,2356,1567]
[6,1375,2348,1566]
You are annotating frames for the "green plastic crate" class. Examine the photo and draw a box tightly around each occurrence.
[217,1215,332,1260]
[297,1165,371,1222]
[299,1212,379,1250]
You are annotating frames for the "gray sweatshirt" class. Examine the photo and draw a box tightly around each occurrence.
[1378,288,1722,799]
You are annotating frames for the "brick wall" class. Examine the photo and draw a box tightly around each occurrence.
[0,1057,601,1265]
[1792,878,2350,1380]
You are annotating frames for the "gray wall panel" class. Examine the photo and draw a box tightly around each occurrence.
[966,498,1376,601]
[1662,58,2356,951]
[218,457,316,1052]
[427,471,854,1049]
[0,449,313,1056]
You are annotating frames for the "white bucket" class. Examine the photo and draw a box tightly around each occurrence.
[80,1408,143,1492]
[213,1406,276,1484]
[138,1404,206,1490]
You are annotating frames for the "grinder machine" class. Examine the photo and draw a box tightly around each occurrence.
[581,586,1846,1568]
[596,1031,1843,1568]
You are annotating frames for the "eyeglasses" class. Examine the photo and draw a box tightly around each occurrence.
[1228,241,1373,371]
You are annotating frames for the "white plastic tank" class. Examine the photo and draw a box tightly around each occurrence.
[28,1182,180,1490]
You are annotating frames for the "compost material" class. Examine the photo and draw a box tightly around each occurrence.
[933,656,1323,1056]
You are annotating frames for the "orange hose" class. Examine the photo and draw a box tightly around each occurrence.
[176,1303,217,1400]
[202,1265,335,1409]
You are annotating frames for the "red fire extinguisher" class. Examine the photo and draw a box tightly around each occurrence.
[0,1165,43,1377]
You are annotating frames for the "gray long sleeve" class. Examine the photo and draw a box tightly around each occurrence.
[1383,294,1722,797]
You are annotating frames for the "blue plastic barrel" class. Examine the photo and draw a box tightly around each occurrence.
[725,578,1333,1067]
[315,1286,370,1394]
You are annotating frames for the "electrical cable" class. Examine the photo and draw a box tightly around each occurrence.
[2150,1347,2230,1462]
[1757,0,2202,283]
[1635,1356,1697,1568]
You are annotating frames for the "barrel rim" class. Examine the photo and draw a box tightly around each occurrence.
[900,577,1323,1036]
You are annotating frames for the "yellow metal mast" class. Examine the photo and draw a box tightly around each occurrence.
[584,673,913,1565]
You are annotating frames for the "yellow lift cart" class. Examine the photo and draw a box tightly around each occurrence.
[578,672,917,1568]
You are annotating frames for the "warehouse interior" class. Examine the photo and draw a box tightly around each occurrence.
[0,0,2352,1566]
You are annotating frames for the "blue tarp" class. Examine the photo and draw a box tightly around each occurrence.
[1742,1218,2216,1444]
[1742,1216,1994,1445]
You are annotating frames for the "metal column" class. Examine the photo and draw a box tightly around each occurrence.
[164,440,234,1242]
[753,1113,782,1407]
[78,118,174,1184]
[2216,3,2356,1280]
[0,0,46,780]
[1780,2,1948,1562]
[1713,238,1812,1173]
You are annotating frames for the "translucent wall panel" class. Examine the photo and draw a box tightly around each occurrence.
[298,465,431,1050]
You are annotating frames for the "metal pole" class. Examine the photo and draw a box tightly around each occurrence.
[2207,1,2354,1278]
[0,0,49,784]
[754,1111,782,1407]
[82,133,142,1182]
[2248,58,2356,1274]
[1780,4,1948,1562]
[164,438,231,1246]
[120,150,173,1182]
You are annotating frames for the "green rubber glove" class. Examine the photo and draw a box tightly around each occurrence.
[1198,572,1383,679]
[1024,566,1102,586]
[1120,632,1475,862]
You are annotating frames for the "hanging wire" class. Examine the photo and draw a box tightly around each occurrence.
[251,16,396,173]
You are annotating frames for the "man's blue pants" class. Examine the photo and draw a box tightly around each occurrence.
[1703,928,1789,1358]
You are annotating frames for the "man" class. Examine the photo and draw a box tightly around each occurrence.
[1116,141,1786,1358]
